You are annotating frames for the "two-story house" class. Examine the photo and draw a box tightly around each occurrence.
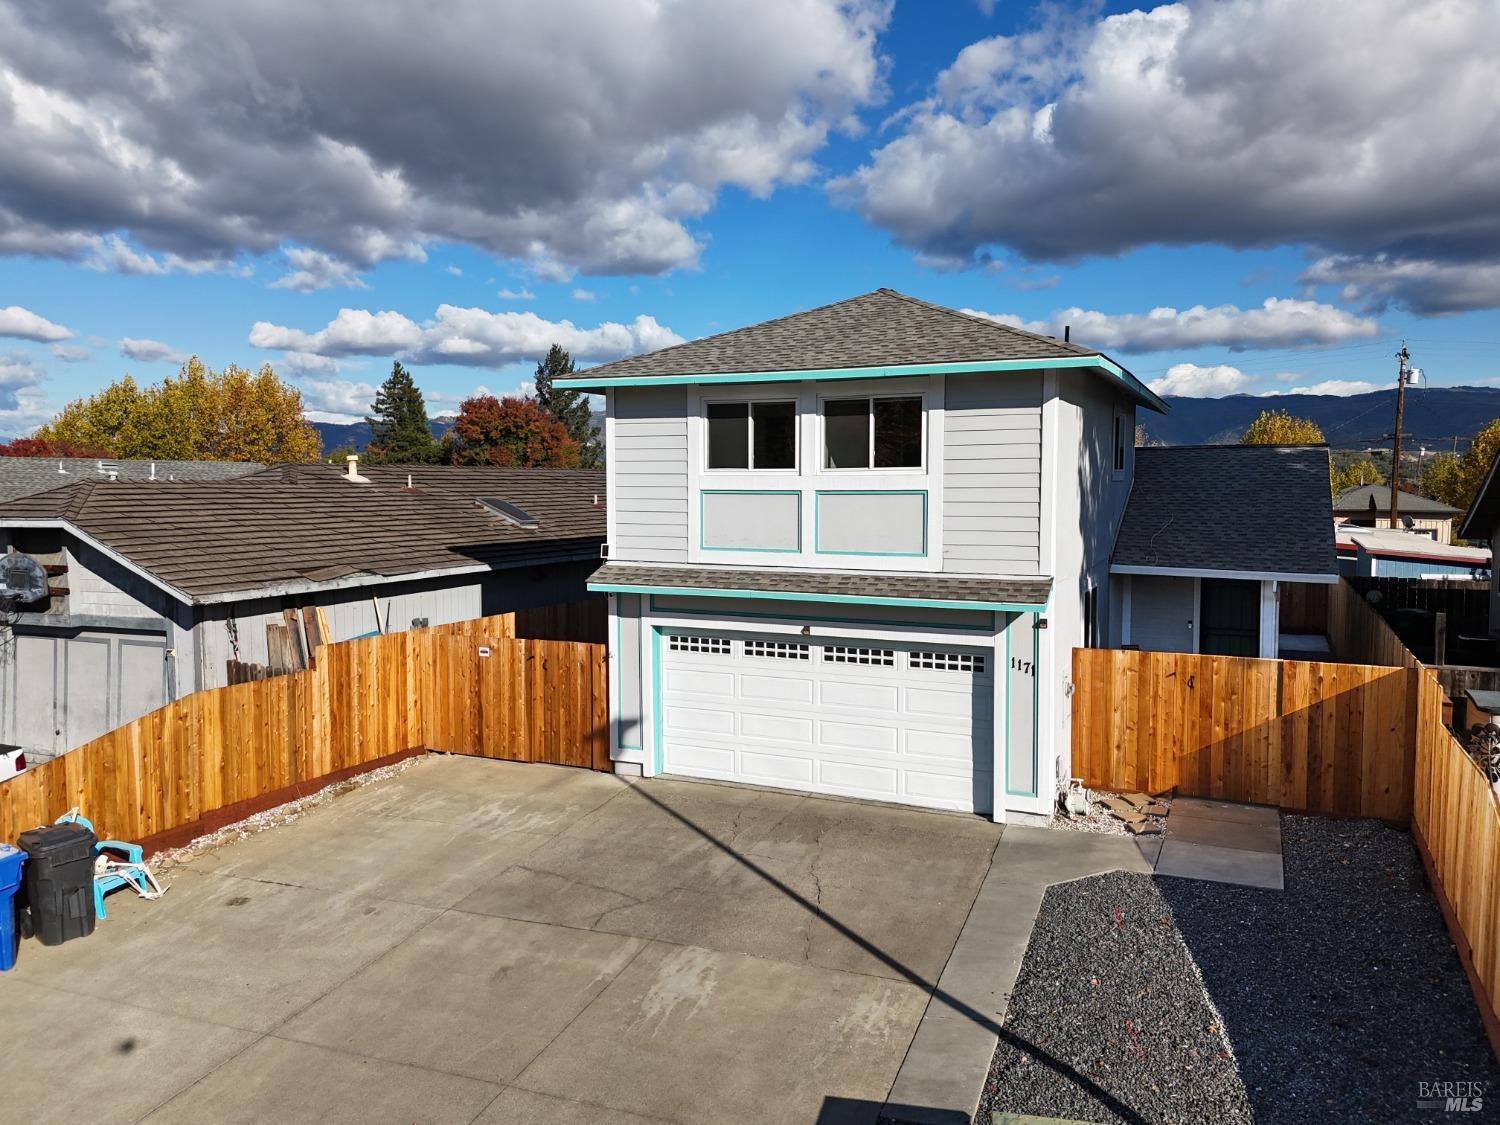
[558,289,1172,823]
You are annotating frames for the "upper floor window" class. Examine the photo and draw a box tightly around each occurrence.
[1112,410,1127,476]
[706,401,796,469]
[823,395,923,470]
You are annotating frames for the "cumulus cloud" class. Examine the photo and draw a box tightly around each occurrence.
[0,305,70,342]
[0,1,889,279]
[1147,363,1252,398]
[270,247,379,292]
[1281,380,1381,397]
[962,297,1378,353]
[249,305,685,369]
[0,351,51,433]
[497,288,535,301]
[120,338,189,364]
[572,288,597,302]
[841,0,1500,314]
[444,265,463,278]
[294,376,379,423]
[49,343,89,362]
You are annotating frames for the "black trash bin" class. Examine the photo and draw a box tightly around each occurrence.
[16,823,96,946]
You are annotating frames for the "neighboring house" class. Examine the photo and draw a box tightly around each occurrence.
[1333,484,1460,544]
[1111,445,1339,659]
[0,457,263,502]
[1335,525,1490,579]
[1458,453,1500,635]
[557,287,1169,823]
[0,462,605,760]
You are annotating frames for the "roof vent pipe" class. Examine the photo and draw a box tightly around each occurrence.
[1064,324,1071,343]
[149,462,157,481]
[344,453,370,484]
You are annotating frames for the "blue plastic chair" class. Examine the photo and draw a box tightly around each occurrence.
[53,812,148,920]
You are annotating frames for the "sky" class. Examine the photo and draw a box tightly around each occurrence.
[2,0,1499,434]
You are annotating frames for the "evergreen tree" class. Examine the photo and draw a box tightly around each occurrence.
[534,344,601,467]
[365,361,439,463]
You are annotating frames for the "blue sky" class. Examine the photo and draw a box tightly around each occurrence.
[1,0,1497,434]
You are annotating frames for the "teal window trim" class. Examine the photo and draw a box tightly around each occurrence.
[1003,610,1041,799]
[613,604,642,753]
[556,354,1167,414]
[813,489,927,557]
[647,595,996,634]
[699,489,802,554]
[650,626,664,774]
[589,580,1047,614]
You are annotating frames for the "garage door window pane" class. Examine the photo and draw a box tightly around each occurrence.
[824,399,869,469]
[751,401,796,469]
[873,396,923,468]
[707,403,749,469]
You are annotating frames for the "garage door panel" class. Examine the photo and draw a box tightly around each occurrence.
[741,712,815,743]
[819,719,899,754]
[906,769,989,806]
[664,668,735,697]
[818,758,900,799]
[740,750,815,785]
[904,728,975,762]
[903,685,980,719]
[665,706,736,735]
[665,742,737,774]
[820,680,900,712]
[741,674,814,704]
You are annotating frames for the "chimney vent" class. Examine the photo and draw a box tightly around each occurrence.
[344,454,369,484]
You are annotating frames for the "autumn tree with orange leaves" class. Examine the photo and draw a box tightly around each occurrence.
[444,394,581,467]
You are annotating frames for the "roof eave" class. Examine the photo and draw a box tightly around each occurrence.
[558,354,1168,412]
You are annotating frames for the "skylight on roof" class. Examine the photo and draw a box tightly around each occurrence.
[476,497,539,529]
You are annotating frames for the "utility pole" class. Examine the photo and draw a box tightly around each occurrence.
[1389,342,1412,530]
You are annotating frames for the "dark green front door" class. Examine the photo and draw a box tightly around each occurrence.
[1199,578,1261,657]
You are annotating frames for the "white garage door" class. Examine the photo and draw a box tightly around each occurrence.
[660,631,993,814]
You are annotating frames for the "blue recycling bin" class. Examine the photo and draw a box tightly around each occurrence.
[0,843,24,971]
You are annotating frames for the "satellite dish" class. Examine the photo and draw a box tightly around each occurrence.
[0,554,48,605]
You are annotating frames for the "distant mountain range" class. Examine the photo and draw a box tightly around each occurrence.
[310,388,1500,456]
[1143,385,1500,450]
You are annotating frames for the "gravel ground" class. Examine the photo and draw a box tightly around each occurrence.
[978,816,1500,1124]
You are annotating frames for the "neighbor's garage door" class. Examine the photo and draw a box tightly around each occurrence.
[660,632,993,814]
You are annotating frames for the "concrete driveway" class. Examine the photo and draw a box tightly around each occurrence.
[1,755,1003,1125]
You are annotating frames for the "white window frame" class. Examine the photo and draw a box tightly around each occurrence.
[702,396,800,474]
[817,391,928,474]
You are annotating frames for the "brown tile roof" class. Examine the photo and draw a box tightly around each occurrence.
[587,562,1051,609]
[0,457,263,502]
[566,288,1095,382]
[0,465,606,601]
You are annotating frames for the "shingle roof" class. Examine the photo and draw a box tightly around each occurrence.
[587,563,1051,609]
[1332,484,1460,517]
[1113,445,1337,578]
[1461,450,1500,540]
[570,288,1095,380]
[0,457,263,502]
[0,465,605,601]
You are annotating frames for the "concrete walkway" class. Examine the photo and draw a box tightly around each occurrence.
[883,828,1158,1125]
[1,756,1007,1125]
[1154,797,1285,890]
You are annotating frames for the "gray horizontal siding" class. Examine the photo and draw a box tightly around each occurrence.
[943,372,1043,574]
[613,387,689,562]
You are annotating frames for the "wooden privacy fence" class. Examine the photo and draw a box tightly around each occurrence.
[0,620,607,851]
[1078,578,1500,1050]
[1072,648,1415,821]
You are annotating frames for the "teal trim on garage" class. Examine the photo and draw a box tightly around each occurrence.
[699,490,802,553]
[590,581,1048,614]
[613,605,641,753]
[650,626,664,774]
[1004,611,1041,800]
[813,490,927,557]
[556,354,1166,413]
[647,595,997,634]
